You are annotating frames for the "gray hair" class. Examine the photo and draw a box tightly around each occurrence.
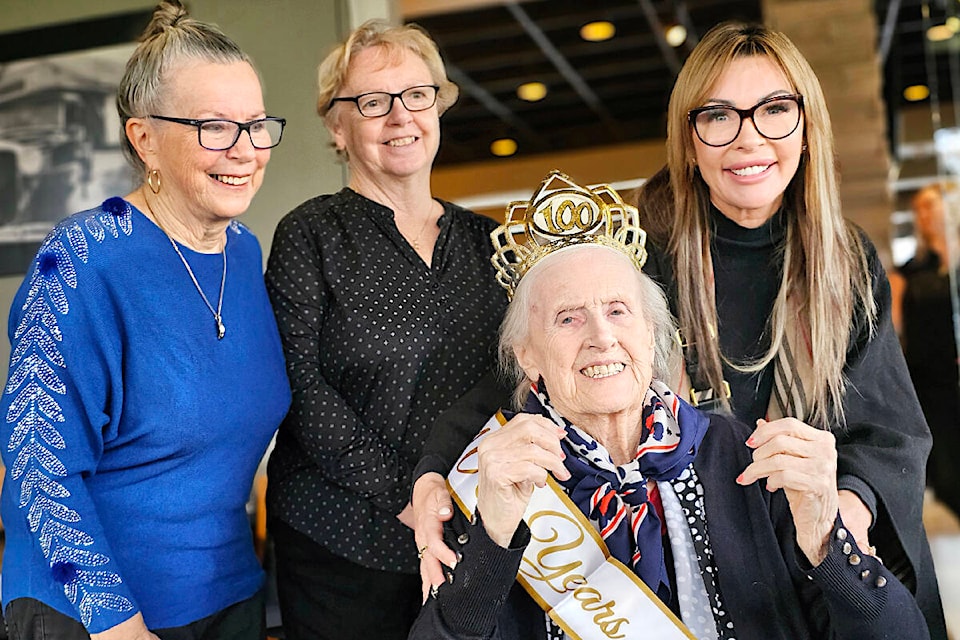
[117,0,255,178]
[498,246,678,409]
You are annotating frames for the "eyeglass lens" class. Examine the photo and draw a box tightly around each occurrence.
[357,86,438,117]
[199,119,283,150]
[693,97,801,146]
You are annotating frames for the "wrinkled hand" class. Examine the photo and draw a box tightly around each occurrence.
[838,490,873,553]
[477,414,569,548]
[90,613,160,640]
[738,417,838,565]
[412,472,457,602]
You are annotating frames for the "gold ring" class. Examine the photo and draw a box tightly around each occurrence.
[417,544,429,560]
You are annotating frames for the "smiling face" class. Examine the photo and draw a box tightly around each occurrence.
[146,60,270,225]
[330,46,441,188]
[692,55,804,228]
[514,247,654,427]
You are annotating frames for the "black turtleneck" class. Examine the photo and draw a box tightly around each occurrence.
[710,206,786,423]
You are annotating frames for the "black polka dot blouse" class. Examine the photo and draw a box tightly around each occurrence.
[265,187,508,573]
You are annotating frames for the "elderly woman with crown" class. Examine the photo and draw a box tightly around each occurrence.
[406,171,927,640]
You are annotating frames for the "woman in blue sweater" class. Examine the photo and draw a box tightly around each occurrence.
[0,2,290,638]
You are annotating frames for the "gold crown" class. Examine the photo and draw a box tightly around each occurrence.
[490,170,647,299]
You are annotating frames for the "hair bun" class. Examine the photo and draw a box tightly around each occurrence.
[141,0,189,40]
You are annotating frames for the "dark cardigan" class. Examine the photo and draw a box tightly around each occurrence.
[409,413,930,640]
[642,221,945,639]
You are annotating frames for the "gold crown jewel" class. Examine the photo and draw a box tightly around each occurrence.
[490,170,648,299]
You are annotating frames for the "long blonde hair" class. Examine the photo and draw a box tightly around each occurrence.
[657,22,875,427]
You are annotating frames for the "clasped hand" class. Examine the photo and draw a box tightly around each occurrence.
[413,414,851,600]
[737,417,839,564]
[411,414,567,601]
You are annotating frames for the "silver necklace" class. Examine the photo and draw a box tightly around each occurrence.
[144,196,227,339]
[166,236,227,340]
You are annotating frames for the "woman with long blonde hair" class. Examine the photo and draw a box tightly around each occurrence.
[639,21,944,637]
[410,22,945,639]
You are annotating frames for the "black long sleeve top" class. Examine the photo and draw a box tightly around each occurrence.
[410,413,930,640]
[265,188,508,573]
[643,208,945,638]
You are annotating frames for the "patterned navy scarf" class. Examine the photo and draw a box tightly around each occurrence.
[522,378,709,602]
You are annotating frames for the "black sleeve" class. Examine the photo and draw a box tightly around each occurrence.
[413,370,513,481]
[265,207,411,512]
[799,516,930,640]
[407,511,529,640]
[835,233,945,636]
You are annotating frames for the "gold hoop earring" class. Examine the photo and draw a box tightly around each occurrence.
[147,169,161,194]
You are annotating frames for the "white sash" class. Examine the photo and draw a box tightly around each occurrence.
[447,412,695,640]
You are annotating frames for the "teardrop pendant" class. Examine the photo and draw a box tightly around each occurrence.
[216,316,226,340]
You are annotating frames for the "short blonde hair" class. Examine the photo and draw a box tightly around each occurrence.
[317,19,459,137]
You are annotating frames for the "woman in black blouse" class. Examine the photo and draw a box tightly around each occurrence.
[264,19,507,640]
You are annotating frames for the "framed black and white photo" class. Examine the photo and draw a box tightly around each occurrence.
[0,10,152,275]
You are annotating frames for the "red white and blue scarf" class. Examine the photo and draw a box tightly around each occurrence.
[523,378,710,602]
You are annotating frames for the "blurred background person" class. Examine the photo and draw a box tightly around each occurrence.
[890,183,960,522]
[0,1,290,638]
[264,20,507,640]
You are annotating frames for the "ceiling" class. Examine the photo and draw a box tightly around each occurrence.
[404,0,959,167]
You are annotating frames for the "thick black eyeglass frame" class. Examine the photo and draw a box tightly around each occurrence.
[327,84,440,118]
[687,94,805,147]
[148,115,286,150]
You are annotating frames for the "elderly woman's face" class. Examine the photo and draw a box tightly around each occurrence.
[150,61,270,223]
[515,249,654,424]
[691,55,803,228]
[330,46,440,184]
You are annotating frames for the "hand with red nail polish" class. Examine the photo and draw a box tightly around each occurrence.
[737,417,838,565]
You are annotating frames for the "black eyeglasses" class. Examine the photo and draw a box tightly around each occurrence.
[149,115,286,150]
[328,85,440,118]
[688,94,804,147]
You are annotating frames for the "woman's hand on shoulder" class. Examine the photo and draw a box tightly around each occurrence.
[89,613,160,640]
[477,414,569,548]
[737,417,839,565]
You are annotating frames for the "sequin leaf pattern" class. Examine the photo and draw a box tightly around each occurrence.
[3,201,136,626]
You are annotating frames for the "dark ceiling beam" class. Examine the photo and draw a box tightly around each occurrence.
[444,62,543,141]
[449,34,666,77]
[636,0,683,75]
[672,0,700,46]
[879,0,903,65]
[504,0,621,133]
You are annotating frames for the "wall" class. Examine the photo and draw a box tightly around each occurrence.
[0,0,347,375]
[763,0,893,263]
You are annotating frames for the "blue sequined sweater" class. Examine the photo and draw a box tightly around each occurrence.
[0,198,291,632]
